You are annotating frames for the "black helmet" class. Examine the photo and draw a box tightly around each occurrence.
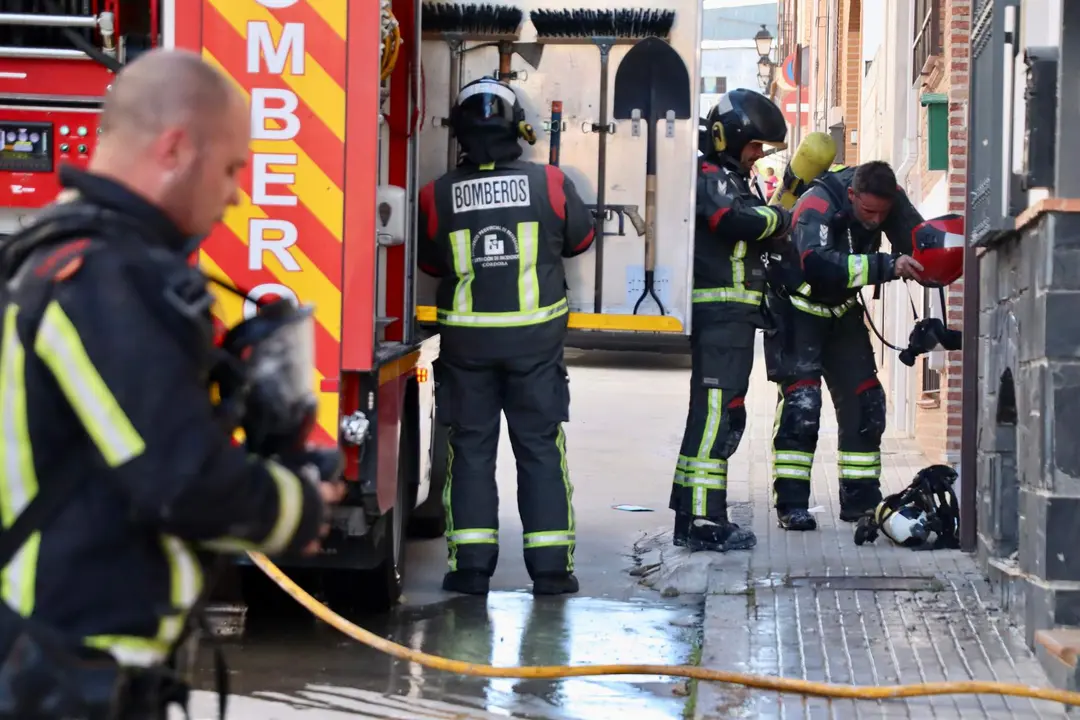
[449,77,525,141]
[705,89,787,162]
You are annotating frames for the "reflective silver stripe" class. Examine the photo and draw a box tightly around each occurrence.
[0,305,39,617]
[447,529,498,545]
[774,451,812,465]
[774,466,811,479]
[839,452,879,464]
[691,287,762,304]
[438,298,568,327]
[674,474,725,489]
[840,466,881,479]
[449,229,473,312]
[523,531,575,548]
[677,456,727,471]
[517,221,540,310]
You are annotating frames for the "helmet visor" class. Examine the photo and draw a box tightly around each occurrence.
[456,81,517,123]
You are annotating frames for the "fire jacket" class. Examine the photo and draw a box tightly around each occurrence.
[693,158,790,328]
[780,165,923,312]
[0,167,326,669]
[418,159,594,360]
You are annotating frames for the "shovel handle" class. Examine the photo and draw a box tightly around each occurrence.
[644,174,657,271]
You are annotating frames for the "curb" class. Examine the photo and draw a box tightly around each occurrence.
[694,550,757,720]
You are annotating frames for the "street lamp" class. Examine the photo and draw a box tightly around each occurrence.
[753,25,775,93]
[757,57,773,90]
[753,24,773,57]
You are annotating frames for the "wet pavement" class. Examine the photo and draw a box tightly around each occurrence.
[182,350,707,719]
[184,592,700,719]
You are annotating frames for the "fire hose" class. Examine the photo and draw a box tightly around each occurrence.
[247,551,1080,706]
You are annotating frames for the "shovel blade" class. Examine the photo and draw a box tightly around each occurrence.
[612,37,692,122]
[514,42,544,70]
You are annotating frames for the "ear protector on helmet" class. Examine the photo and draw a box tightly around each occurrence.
[711,121,726,153]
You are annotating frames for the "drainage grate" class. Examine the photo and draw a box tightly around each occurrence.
[785,576,942,592]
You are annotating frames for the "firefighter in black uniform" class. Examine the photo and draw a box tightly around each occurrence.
[417,78,595,597]
[0,50,342,719]
[765,161,925,531]
[671,89,791,552]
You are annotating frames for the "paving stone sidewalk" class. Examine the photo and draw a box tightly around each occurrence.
[694,344,1066,720]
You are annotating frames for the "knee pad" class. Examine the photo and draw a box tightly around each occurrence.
[778,380,822,444]
[718,396,747,458]
[856,379,887,441]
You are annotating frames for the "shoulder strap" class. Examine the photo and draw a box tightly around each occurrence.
[0,203,124,568]
[0,475,79,567]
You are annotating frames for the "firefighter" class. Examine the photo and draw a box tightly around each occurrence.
[417,77,594,597]
[670,90,791,552]
[765,160,925,531]
[0,49,343,719]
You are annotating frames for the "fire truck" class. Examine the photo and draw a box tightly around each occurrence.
[0,0,445,612]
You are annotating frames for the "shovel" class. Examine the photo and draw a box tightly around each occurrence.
[612,37,692,315]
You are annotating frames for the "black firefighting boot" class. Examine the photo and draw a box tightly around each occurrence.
[442,570,490,596]
[532,573,579,596]
[838,482,883,523]
[777,507,817,531]
[673,512,757,552]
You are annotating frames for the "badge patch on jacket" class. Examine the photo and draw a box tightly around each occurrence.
[451,176,531,213]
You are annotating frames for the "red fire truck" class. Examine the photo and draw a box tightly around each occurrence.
[0,0,443,612]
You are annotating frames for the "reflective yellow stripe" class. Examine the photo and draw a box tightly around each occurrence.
[200,459,304,554]
[34,300,145,467]
[0,305,40,617]
[830,164,847,172]
[692,237,765,307]
[846,254,870,288]
[517,221,540,311]
[87,534,206,668]
[789,284,858,318]
[437,297,568,328]
[478,162,495,171]
[84,635,171,667]
[449,230,474,313]
[752,206,777,240]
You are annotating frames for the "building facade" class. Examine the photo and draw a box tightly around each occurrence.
[856,0,969,466]
[700,0,779,111]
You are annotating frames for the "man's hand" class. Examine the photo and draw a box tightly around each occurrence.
[281,447,348,556]
[303,480,347,556]
[894,255,924,282]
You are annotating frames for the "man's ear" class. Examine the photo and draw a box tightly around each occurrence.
[847,186,856,203]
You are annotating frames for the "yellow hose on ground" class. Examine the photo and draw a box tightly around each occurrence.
[248,551,1080,706]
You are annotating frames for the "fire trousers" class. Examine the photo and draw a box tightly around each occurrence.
[763,291,886,513]
[435,342,575,579]
[670,322,756,521]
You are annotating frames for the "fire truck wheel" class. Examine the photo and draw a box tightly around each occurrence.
[408,418,448,539]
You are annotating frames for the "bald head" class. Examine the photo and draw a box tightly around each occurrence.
[89,49,251,238]
[99,48,239,145]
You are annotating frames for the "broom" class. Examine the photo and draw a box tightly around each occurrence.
[421,3,525,170]
[530,9,676,315]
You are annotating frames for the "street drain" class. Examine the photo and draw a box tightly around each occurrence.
[785,576,943,592]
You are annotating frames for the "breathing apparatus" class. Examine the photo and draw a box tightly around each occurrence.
[853,464,960,550]
[204,278,329,460]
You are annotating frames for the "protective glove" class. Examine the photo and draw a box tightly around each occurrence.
[769,206,792,238]
[518,121,537,146]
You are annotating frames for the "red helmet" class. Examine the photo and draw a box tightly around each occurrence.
[911,214,965,287]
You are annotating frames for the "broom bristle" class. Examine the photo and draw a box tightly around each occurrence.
[530,9,675,40]
[422,2,524,35]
